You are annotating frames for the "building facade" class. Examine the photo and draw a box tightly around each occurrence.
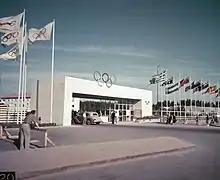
[31,76,152,126]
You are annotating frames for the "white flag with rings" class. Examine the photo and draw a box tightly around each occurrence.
[0,45,18,61]
[1,28,22,46]
[28,22,53,43]
[0,13,23,33]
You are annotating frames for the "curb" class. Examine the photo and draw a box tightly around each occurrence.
[18,145,195,180]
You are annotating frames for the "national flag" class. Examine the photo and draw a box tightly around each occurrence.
[201,82,209,90]
[193,86,202,93]
[216,91,220,98]
[165,87,179,94]
[185,85,191,92]
[161,77,173,86]
[166,82,178,90]
[0,13,23,33]
[179,77,189,88]
[205,85,217,94]
[1,28,22,46]
[28,22,53,43]
[191,81,201,89]
[0,45,18,60]
[215,87,220,94]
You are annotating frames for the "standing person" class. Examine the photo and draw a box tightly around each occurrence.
[82,111,87,125]
[206,114,209,126]
[115,110,119,124]
[20,110,39,150]
[111,111,115,124]
[195,114,199,125]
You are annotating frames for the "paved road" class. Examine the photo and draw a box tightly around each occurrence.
[23,124,220,180]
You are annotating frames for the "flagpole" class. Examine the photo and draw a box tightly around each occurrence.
[21,23,27,121]
[166,70,168,117]
[184,81,187,123]
[173,75,175,116]
[50,19,55,124]
[190,76,193,119]
[16,9,25,124]
[218,82,219,115]
[179,72,182,122]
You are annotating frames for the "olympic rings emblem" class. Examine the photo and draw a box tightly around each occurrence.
[2,32,19,43]
[0,21,16,27]
[33,28,47,40]
[8,50,16,57]
[93,71,116,88]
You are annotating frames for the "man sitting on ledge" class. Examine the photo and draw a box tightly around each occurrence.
[20,110,40,150]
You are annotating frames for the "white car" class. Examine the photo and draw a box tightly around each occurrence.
[86,112,103,125]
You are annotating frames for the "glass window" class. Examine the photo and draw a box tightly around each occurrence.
[123,105,126,109]
[116,105,118,109]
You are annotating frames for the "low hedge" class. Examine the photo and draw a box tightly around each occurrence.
[0,122,56,128]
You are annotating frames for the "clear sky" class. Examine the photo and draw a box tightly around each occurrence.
[0,0,219,103]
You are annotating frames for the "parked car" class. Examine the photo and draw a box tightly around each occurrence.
[86,112,102,125]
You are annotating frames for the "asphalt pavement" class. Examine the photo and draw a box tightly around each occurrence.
[1,123,220,179]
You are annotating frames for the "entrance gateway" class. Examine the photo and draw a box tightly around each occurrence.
[30,76,153,126]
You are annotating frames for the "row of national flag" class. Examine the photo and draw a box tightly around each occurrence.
[0,12,53,61]
[149,71,220,98]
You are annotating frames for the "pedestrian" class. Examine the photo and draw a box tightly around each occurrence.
[206,114,209,126]
[20,110,39,150]
[115,110,119,124]
[111,111,115,124]
[82,111,87,125]
[196,114,199,125]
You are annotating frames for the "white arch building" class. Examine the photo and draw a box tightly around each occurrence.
[31,76,152,126]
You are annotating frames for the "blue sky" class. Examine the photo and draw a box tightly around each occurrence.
[0,0,219,103]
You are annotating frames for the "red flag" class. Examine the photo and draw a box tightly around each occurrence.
[209,85,217,94]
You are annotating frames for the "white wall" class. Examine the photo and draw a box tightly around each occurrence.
[31,76,65,125]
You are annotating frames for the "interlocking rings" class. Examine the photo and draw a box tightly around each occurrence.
[2,32,19,42]
[93,71,116,88]
[0,21,16,27]
[33,28,47,40]
[8,50,16,57]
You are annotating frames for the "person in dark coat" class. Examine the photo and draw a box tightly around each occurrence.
[111,111,116,124]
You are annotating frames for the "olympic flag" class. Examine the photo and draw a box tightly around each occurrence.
[1,28,22,46]
[0,13,23,33]
[0,45,18,60]
[28,22,53,43]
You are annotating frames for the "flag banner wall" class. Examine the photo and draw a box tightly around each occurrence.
[161,77,173,86]
[1,28,22,46]
[28,22,53,43]
[0,45,18,60]
[0,13,23,32]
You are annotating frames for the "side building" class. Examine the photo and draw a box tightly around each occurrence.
[30,76,153,126]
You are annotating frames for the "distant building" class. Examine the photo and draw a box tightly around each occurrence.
[0,93,31,122]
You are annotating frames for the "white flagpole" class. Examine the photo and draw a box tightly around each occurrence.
[24,64,27,112]
[166,70,168,117]
[50,19,55,124]
[16,9,25,124]
[184,81,187,123]
[21,23,27,121]
[218,83,219,115]
[190,76,193,118]
[173,75,176,116]
[179,73,182,122]
[209,81,212,114]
